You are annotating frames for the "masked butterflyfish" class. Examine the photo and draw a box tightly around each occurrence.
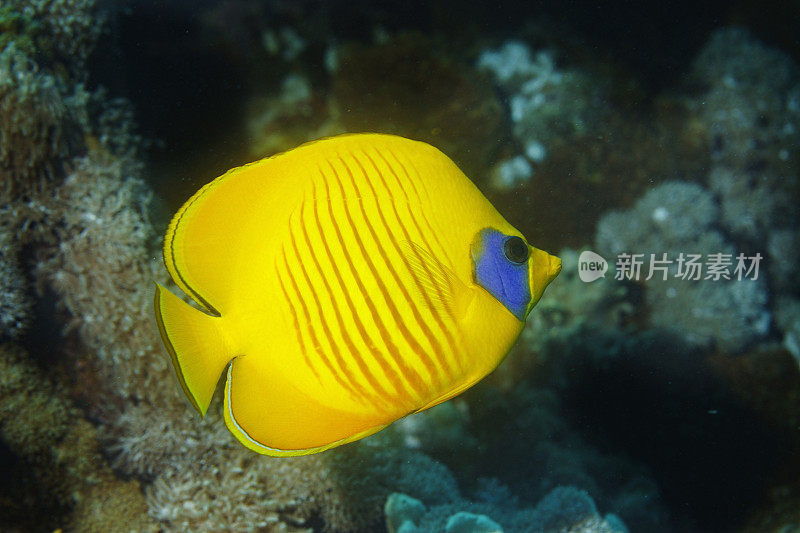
[154,133,561,457]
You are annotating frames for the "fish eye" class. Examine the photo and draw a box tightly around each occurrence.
[504,236,529,264]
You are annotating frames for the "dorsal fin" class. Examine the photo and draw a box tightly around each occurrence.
[162,157,301,315]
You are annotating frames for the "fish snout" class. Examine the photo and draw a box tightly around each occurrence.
[525,246,562,318]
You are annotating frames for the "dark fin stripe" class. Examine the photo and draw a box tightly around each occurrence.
[298,193,397,410]
[358,149,456,377]
[382,147,455,271]
[275,257,324,387]
[281,235,371,406]
[324,160,427,401]
[332,155,431,397]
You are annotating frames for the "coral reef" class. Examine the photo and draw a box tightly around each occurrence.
[775,297,800,363]
[0,43,79,198]
[690,27,800,174]
[0,343,155,531]
[3,0,105,73]
[596,181,771,353]
[131,413,463,531]
[2,0,799,530]
[489,155,532,191]
[392,400,479,456]
[518,249,632,357]
[0,225,30,340]
[477,41,606,169]
[384,485,628,533]
[526,487,627,533]
[245,73,341,159]
[475,38,709,251]
[445,512,504,533]
[462,382,668,532]
[386,492,426,533]
[767,228,800,294]
[33,151,172,403]
[688,29,800,356]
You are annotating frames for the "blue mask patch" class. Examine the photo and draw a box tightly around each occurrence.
[471,228,532,321]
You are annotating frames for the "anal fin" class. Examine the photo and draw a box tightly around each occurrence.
[223,356,390,456]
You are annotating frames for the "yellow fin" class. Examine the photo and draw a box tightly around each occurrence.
[402,241,470,319]
[222,356,389,457]
[153,283,233,416]
[161,155,297,316]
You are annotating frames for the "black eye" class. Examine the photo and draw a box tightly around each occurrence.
[504,236,529,264]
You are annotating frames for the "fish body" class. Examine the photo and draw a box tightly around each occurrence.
[154,133,560,456]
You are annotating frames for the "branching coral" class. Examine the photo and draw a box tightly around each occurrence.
[145,440,309,532]
[0,43,77,199]
[33,151,174,404]
[106,399,463,531]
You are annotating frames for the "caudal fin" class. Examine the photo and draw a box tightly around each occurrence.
[153,283,233,416]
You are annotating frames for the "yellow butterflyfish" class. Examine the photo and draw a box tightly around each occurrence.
[154,133,560,456]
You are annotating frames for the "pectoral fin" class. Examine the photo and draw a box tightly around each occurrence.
[402,241,470,319]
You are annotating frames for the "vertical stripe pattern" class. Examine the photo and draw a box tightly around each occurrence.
[272,145,467,413]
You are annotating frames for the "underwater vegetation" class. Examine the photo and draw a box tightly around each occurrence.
[1,0,799,532]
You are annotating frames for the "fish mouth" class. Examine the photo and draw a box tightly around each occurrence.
[524,246,562,319]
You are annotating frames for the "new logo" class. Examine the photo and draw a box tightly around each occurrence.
[578,250,608,282]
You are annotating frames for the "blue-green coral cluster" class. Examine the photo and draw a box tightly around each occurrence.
[385,485,628,533]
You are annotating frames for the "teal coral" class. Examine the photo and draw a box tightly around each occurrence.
[386,493,427,533]
[445,512,504,533]
[383,485,629,533]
